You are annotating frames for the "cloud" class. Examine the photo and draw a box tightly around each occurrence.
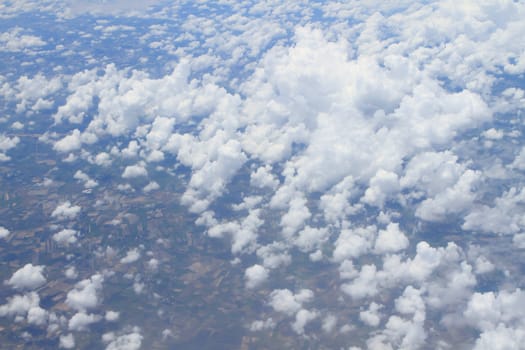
[0,27,46,52]
[143,181,159,193]
[120,248,141,264]
[122,163,148,179]
[59,333,75,349]
[0,134,20,161]
[374,223,409,254]
[54,129,82,153]
[292,309,318,335]
[52,229,78,245]
[7,264,46,290]
[105,310,120,321]
[268,288,314,316]
[105,332,143,350]
[51,201,81,220]
[0,292,40,317]
[245,264,269,289]
[68,312,101,331]
[333,226,376,262]
[66,274,104,311]
[0,226,10,239]
[74,170,98,189]
[360,302,383,327]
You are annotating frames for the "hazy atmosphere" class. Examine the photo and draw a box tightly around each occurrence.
[1,1,525,349]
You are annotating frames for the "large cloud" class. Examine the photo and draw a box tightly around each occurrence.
[7,264,46,290]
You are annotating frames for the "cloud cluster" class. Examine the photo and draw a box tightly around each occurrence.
[2,0,525,348]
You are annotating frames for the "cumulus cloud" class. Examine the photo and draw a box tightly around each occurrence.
[74,170,98,189]
[51,201,81,220]
[54,129,82,153]
[374,223,409,254]
[120,248,141,264]
[68,312,101,331]
[0,134,20,161]
[0,226,10,239]
[0,292,40,318]
[143,181,159,192]
[66,274,103,311]
[5,0,525,347]
[52,229,78,245]
[0,27,46,52]
[122,163,148,179]
[59,333,75,349]
[268,288,314,316]
[360,302,383,327]
[7,264,46,290]
[105,332,143,350]
[245,264,269,289]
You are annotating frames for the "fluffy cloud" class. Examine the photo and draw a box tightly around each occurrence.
[0,292,40,317]
[0,226,10,239]
[122,163,148,179]
[59,333,75,349]
[68,312,101,331]
[7,264,46,290]
[66,274,104,311]
[105,332,143,350]
[268,289,314,316]
[54,129,82,153]
[51,201,81,220]
[52,229,78,245]
[0,27,46,52]
[374,223,409,254]
[360,302,383,327]
[0,134,20,161]
[245,264,269,289]
[73,170,98,189]
[120,248,141,264]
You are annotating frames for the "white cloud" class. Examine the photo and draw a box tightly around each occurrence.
[53,229,78,245]
[122,163,148,179]
[250,318,275,331]
[463,187,525,235]
[143,181,159,193]
[65,266,78,279]
[105,332,143,350]
[66,274,103,311]
[7,264,46,290]
[250,165,279,189]
[54,129,82,153]
[74,170,98,189]
[27,306,48,326]
[120,248,141,264]
[68,312,101,331]
[0,134,19,161]
[105,310,120,321]
[0,292,40,317]
[268,288,314,316]
[0,226,10,239]
[0,27,46,52]
[59,333,75,349]
[415,170,481,222]
[360,302,383,327]
[51,201,81,220]
[341,264,378,300]
[245,264,269,289]
[374,223,409,254]
[292,309,318,335]
[333,226,376,262]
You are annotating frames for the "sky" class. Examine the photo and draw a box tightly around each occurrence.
[1,0,525,349]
